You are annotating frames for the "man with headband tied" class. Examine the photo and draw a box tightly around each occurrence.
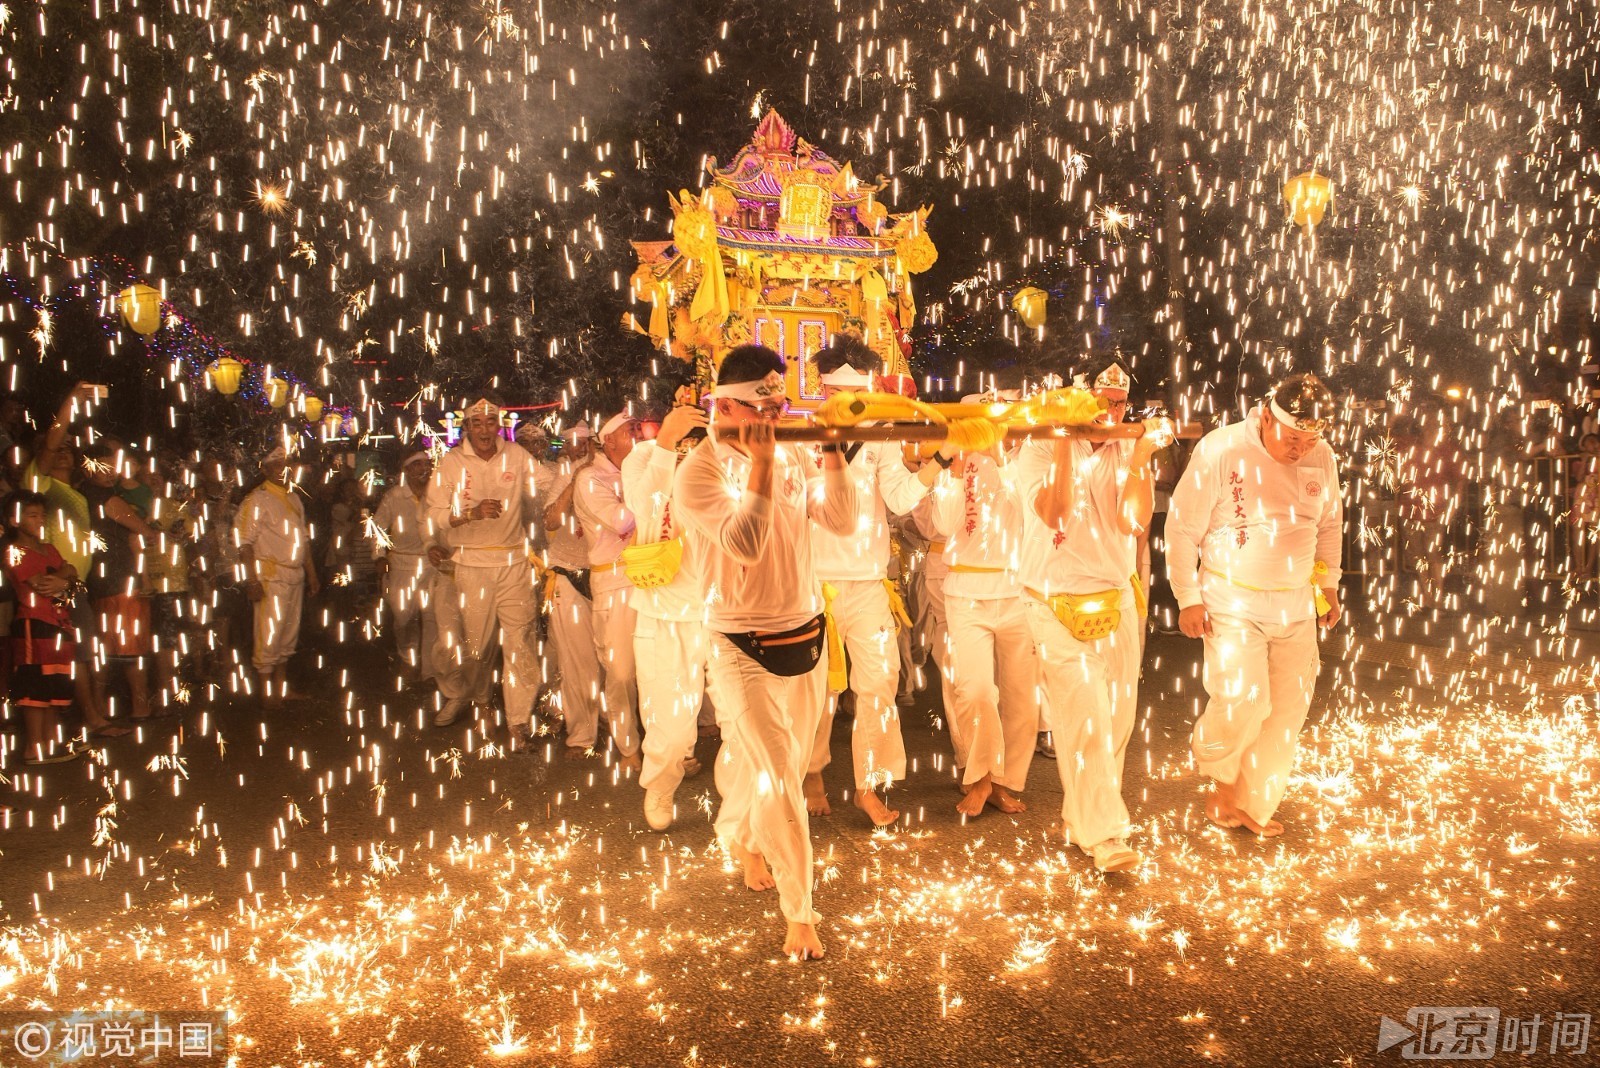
[804,335,954,828]
[1167,371,1344,838]
[427,388,554,748]
[673,344,856,961]
[1016,356,1172,873]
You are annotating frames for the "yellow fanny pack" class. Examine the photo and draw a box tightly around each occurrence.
[1028,586,1122,642]
[620,536,684,589]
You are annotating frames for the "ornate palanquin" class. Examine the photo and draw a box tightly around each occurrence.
[629,111,936,410]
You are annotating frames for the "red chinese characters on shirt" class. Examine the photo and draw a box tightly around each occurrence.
[1228,471,1249,548]
[962,464,980,537]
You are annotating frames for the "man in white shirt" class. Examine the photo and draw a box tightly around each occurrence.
[372,450,437,683]
[621,402,712,829]
[237,443,320,708]
[1167,373,1343,838]
[930,395,1040,818]
[804,337,953,827]
[427,390,553,749]
[674,344,856,961]
[1015,359,1171,872]
[542,424,604,753]
[574,411,645,771]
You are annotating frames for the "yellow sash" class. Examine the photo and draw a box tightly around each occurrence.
[882,578,913,630]
[821,582,848,693]
[1204,560,1333,616]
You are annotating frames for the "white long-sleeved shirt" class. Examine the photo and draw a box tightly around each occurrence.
[427,437,550,569]
[541,460,590,571]
[619,441,706,623]
[371,485,432,559]
[675,438,856,633]
[1013,437,1139,596]
[235,481,308,583]
[810,441,931,582]
[1166,408,1344,621]
[930,452,1022,600]
[574,452,636,595]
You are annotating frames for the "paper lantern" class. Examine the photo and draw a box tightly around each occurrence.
[265,377,289,409]
[207,357,244,396]
[1012,287,1048,329]
[301,396,324,422]
[323,412,343,438]
[897,231,938,274]
[118,284,163,336]
[1283,172,1334,227]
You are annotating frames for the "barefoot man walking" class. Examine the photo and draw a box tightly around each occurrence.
[1166,372,1344,837]
[674,345,856,960]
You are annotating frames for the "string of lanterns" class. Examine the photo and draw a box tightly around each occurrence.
[3,248,355,438]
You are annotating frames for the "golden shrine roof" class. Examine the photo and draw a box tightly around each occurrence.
[707,110,887,207]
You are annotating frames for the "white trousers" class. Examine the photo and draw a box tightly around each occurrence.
[1026,589,1141,849]
[590,584,640,757]
[1193,609,1319,825]
[911,565,951,705]
[549,574,599,742]
[708,633,826,925]
[637,615,709,794]
[383,554,436,678]
[435,561,538,728]
[944,595,1040,791]
[808,578,904,789]
[431,569,494,705]
[252,577,303,671]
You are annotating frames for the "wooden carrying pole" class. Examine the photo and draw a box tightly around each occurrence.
[772,422,1199,444]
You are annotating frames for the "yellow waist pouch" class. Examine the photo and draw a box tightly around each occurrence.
[1030,586,1122,643]
[620,537,684,589]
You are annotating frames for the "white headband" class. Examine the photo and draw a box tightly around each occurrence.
[1094,363,1131,392]
[818,363,874,388]
[712,371,786,402]
[402,450,432,468]
[1269,397,1326,435]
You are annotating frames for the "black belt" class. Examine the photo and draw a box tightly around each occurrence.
[551,566,592,601]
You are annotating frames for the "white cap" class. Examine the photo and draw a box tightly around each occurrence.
[262,445,289,465]
[599,412,640,439]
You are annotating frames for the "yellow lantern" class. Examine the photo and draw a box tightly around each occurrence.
[207,357,244,395]
[118,284,163,336]
[302,396,324,422]
[1012,286,1048,329]
[322,412,343,438]
[1283,172,1334,227]
[265,377,289,409]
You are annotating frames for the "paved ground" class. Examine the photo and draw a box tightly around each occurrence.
[1,616,1597,1067]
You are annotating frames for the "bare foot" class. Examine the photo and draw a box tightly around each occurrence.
[853,788,899,828]
[803,772,831,816]
[1237,812,1285,838]
[616,750,644,776]
[1204,779,1244,829]
[985,785,1027,814]
[783,921,825,960]
[956,775,992,817]
[732,844,775,891]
